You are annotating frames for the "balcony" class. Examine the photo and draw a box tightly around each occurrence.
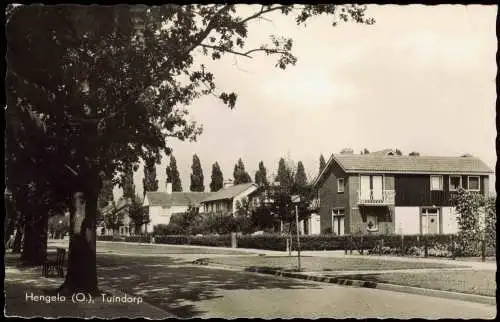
[357,190,395,206]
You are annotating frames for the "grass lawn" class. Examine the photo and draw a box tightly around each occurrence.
[206,256,467,271]
[325,270,496,297]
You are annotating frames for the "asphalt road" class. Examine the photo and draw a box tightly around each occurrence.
[84,242,496,319]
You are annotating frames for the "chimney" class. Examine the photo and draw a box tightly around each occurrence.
[223,179,234,189]
[166,182,172,194]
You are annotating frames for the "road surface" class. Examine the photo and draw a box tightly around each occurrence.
[85,242,496,319]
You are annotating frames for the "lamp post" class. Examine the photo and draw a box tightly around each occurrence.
[292,195,302,272]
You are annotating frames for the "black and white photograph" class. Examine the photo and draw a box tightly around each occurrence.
[4,3,497,319]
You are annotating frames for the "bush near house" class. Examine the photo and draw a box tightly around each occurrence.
[154,234,232,247]
[97,234,151,243]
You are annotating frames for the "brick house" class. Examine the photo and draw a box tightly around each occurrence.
[310,151,493,235]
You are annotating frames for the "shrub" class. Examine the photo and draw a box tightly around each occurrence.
[237,234,288,251]
[153,224,183,236]
[125,235,152,243]
[154,235,189,245]
[97,235,114,241]
[291,235,348,251]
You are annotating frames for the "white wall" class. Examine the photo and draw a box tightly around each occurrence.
[394,207,420,235]
[442,206,459,234]
[148,206,170,228]
[309,213,321,235]
[148,205,191,230]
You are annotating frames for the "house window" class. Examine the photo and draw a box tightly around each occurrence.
[430,175,443,191]
[449,176,462,191]
[366,214,378,232]
[331,208,345,236]
[337,178,345,193]
[468,176,480,191]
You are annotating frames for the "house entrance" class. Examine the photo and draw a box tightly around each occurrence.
[421,208,439,234]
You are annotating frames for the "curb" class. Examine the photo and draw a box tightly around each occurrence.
[191,261,496,306]
[246,267,496,306]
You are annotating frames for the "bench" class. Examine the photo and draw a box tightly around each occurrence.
[42,248,66,277]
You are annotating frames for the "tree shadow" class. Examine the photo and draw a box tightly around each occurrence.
[96,255,323,318]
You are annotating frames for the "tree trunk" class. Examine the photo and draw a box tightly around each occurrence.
[20,214,48,266]
[59,189,99,295]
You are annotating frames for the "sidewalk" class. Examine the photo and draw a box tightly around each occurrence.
[4,255,176,319]
[299,250,497,270]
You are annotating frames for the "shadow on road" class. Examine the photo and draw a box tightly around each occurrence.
[96,255,323,318]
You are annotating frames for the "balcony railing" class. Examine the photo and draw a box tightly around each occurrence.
[357,190,395,205]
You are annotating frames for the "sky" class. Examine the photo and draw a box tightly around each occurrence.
[115,4,497,199]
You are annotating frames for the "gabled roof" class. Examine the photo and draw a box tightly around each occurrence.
[313,153,493,187]
[145,191,212,207]
[200,183,258,203]
[101,198,130,216]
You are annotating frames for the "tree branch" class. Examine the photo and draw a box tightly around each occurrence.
[240,5,292,24]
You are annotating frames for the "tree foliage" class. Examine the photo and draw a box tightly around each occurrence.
[128,194,148,234]
[233,158,252,184]
[451,188,495,256]
[6,3,374,292]
[122,163,136,199]
[254,161,269,187]
[166,155,183,192]
[294,161,307,187]
[409,151,420,156]
[143,156,159,196]
[209,162,224,192]
[190,154,205,192]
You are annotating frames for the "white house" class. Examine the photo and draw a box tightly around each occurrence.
[200,180,260,214]
[143,183,211,232]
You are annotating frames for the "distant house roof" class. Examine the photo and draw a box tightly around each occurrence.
[101,198,130,216]
[145,191,212,207]
[314,154,493,187]
[200,183,258,203]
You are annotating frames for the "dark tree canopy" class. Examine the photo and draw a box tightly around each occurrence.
[395,149,403,156]
[142,156,159,196]
[98,179,114,209]
[233,158,252,185]
[166,155,183,192]
[122,163,135,199]
[409,151,420,156]
[5,3,374,293]
[210,162,224,192]
[275,158,293,190]
[190,154,205,192]
[295,161,307,187]
[254,161,269,187]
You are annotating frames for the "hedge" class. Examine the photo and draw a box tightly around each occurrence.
[154,234,232,247]
[97,235,151,243]
[96,233,494,258]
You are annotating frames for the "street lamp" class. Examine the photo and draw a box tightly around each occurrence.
[291,194,302,272]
